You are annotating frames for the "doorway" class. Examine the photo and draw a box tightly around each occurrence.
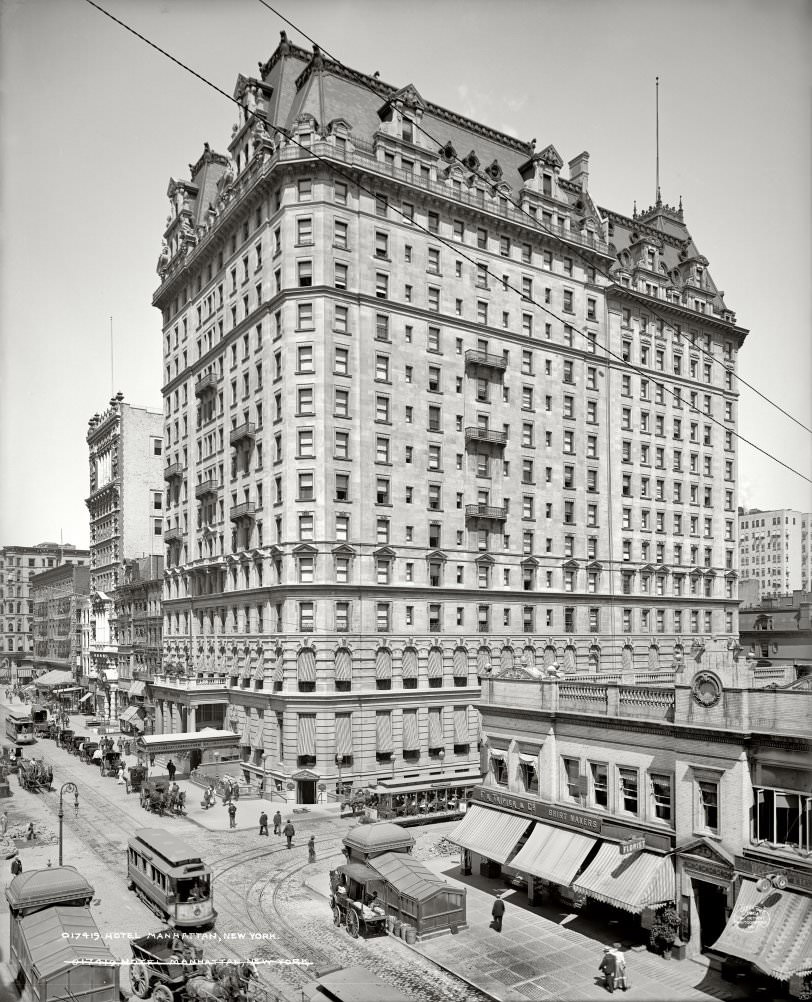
[692,878,728,948]
[297,779,316,804]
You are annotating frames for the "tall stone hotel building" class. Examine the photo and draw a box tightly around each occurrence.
[154,37,746,802]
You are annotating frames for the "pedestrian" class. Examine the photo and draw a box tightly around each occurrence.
[258,811,269,836]
[599,946,618,994]
[117,766,126,786]
[228,802,237,829]
[283,819,295,848]
[308,834,316,863]
[10,856,22,877]
[166,759,176,782]
[273,810,282,836]
[0,810,7,836]
[25,822,35,842]
[612,944,628,992]
[490,891,505,933]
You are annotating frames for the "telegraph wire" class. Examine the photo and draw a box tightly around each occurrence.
[256,0,812,439]
[83,0,811,487]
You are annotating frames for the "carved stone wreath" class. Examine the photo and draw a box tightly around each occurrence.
[691,671,722,708]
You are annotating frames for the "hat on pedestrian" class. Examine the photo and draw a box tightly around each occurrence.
[613,943,622,950]
[603,946,612,953]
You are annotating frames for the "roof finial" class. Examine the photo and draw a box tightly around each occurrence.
[655,76,662,207]
[633,200,637,218]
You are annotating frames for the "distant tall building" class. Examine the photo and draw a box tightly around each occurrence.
[0,542,89,680]
[152,37,747,805]
[738,508,811,597]
[30,562,90,675]
[85,392,164,716]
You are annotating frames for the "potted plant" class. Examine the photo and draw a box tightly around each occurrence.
[649,905,682,958]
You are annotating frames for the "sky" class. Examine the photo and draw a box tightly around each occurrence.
[1,0,810,548]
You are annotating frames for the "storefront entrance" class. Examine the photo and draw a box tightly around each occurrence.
[292,769,319,804]
[692,878,728,948]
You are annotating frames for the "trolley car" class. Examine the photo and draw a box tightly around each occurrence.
[5,710,35,745]
[127,828,216,929]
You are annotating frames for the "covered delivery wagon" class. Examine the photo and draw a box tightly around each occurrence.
[371,851,467,939]
[12,905,119,1002]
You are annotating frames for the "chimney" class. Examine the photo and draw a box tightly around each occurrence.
[568,151,589,191]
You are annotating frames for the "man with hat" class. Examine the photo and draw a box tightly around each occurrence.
[490,890,506,932]
[598,945,618,993]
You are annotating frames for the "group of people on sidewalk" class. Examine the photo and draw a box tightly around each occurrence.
[256,810,317,860]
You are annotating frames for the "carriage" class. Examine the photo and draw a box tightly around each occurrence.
[100,750,122,777]
[130,931,253,1002]
[31,706,49,738]
[17,758,53,792]
[340,788,376,817]
[57,728,74,749]
[80,740,100,763]
[129,764,148,792]
[70,735,89,756]
[329,865,388,939]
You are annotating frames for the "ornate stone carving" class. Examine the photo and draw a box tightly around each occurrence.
[692,671,722,708]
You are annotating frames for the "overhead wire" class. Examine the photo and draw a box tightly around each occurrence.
[255,0,812,441]
[83,0,811,492]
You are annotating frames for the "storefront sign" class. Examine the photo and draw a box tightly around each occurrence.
[620,837,646,855]
[681,854,733,881]
[735,855,812,892]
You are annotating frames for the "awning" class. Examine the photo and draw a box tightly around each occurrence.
[137,728,239,755]
[449,805,531,864]
[297,648,316,683]
[79,693,94,704]
[118,706,142,724]
[297,714,316,757]
[33,670,73,689]
[376,712,393,754]
[335,649,352,683]
[711,879,812,981]
[402,710,419,751]
[573,843,675,913]
[375,648,392,680]
[336,714,353,757]
[511,823,597,885]
[125,715,145,732]
[129,680,146,697]
[427,647,443,678]
[402,647,418,679]
[453,708,469,744]
[428,709,443,747]
[56,687,81,694]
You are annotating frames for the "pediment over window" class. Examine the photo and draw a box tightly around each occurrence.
[475,553,494,565]
[326,117,352,135]
[677,836,735,868]
[426,549,447,563]
[332,544,356,557]
[562,558,580,570]
[292,543,318,556]
[640,563,656,574]
[586,560,603,571]
[373,546,396,559]
[521,556,539,568]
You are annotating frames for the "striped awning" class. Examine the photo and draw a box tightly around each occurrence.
[335,714,353,756]
[297,714,316,757]
[428,708,443,747]
[711,880,812,981]
[273,657,284,683]
[335,648,352,683]
[427,647,443,678]
[119,705,142,724]
[79,692,94,704]
[573,843,675,913]
[240,716,251,746]
[129,681,146,697]
[402,710,419,750]
[453,648,469,677]
[250,715,263,749]
[402,647,418,679]
[477,647,491,673]
[297,648,316,683]
[453,707,469,744]
[376,712,393,753]
[510,823,597,885]
[449,805,531,864]
[375,648,392,680]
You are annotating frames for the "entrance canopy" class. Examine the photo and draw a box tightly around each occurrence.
[711,879,812,980]
[449,805,531,864]
[137,728,238,756]
[573,843,675,913]
[33,669,73,689]
[510,823,597,885]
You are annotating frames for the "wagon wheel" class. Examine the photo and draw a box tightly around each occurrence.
[346,907,360,938]
[129,962,151,998]
[150,985,174,1002]
[333,905,342,927]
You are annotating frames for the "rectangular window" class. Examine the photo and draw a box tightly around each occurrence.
[619,768,639,815]
[651,773,673,822]
[698,780,719,831]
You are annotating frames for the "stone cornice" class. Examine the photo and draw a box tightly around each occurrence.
[607,283,749,340]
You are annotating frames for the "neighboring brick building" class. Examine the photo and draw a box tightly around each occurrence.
[113,555,163,732]
[739,507,811,598]
[85,393,163,717]
[739,590,812,671]
[460,665,812,987]
[30,562,90,674]
[151,37,746,804]
[0,543,89,680]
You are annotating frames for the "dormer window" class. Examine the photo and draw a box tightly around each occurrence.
[402,118,414,142]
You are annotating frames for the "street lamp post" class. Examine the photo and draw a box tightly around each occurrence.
[335,754,344,798]
[58,782,79,867]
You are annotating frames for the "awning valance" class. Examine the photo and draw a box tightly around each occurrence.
[711,879,812,981]
[137,728,239,756]
[510,823,597,885]
[33,670,73,689]
[573,843,675,913]
[449,805,531,864]
[129,680,146,697]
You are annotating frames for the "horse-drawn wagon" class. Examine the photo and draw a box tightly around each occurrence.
[130,931,255,1001]
[17,758,53,792]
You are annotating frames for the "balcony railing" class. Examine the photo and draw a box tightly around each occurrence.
[194,372,219,397]
[195,478,219,499]
[163,463,183,482]
[465,427,508,447]
[230,501,257,521]
[465,349,508,372]
[230,422,257,446]
[164,527,184,543]
[465,503,508,521]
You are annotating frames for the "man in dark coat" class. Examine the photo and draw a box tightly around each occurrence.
[228,802,237,829]
[491,891,505,932]
[10,856,22,877]
[599,946,618,993]
[273,810,282,836]
[258,811,269,836]
[283,819,295,848]
[308,834,316,862]
[166,759,176,782]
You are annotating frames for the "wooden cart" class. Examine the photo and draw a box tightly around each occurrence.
[329,864,388,939]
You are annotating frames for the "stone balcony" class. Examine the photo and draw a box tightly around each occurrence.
[164,527,184,543]
[163,463,183,482]
[194,478,219,500]
[465,427,508,448]
[229,421,257,446]
[464,349,507,374]
[229,501,257,522]
[465,503,508,522]
[194,372,219,397]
